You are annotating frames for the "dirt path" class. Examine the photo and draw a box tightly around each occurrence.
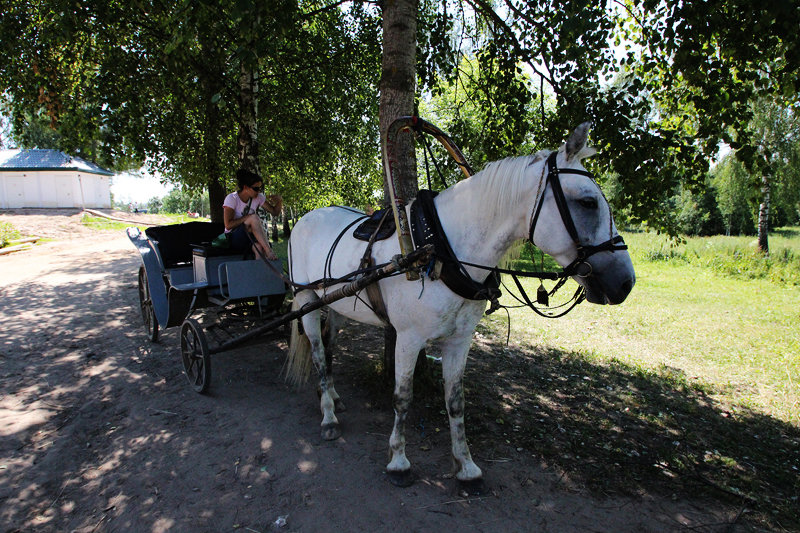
[0,211,739,532]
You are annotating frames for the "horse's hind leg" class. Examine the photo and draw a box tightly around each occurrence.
[298,296,341,441]
[321,309,345,412]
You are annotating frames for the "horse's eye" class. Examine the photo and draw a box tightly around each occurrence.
[578,198,598,209]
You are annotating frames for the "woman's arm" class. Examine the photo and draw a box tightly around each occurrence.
[223,205,249,231]
[261,194,283,216]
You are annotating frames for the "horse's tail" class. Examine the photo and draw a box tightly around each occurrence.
[284,297,312,387]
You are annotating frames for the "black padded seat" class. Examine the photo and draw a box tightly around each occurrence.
[145,221,225,267]
[192,244,250,258]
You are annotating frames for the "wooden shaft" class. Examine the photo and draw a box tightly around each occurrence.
[209,245,433,354]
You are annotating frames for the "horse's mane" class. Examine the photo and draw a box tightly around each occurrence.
[465,150,551,215]
[443,149,553,269]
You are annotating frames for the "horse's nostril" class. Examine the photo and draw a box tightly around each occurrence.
[621,278,634,294]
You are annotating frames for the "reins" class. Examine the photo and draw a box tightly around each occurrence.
[247,213,404,293]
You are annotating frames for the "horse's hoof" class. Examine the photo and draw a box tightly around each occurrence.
[321,423,341,441]
[386,469,415,487]
[457,478,486,496]
[334,398,347,412]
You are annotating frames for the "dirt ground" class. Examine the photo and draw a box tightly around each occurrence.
[1,209,749,532]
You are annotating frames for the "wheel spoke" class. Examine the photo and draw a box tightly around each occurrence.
[192,359,204,385]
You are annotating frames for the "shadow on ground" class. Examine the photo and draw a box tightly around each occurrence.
[2,243,797,531]
[334,322,800,531]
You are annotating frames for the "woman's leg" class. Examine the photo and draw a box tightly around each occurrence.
[243,214,276,260]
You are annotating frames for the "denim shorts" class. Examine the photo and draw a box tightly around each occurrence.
[227,224,252,251]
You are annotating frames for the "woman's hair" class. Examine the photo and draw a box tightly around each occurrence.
[236,169,261,191]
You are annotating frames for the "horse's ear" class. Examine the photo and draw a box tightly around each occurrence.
[565,122,593,162]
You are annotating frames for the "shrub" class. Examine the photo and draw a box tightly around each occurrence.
[0,221,21,248]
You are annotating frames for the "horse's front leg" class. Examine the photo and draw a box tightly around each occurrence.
[440,334,484,493]
[301,308,340,441]
[385,331,425,487]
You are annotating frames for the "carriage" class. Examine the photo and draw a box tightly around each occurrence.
[127,220,287,393]
[128,217,431,394]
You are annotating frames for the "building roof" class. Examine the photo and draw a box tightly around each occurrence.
[0,149,114,176]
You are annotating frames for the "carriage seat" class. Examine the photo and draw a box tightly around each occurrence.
[145,221,225,268]
[352,208,396,241]
[191,243,250,259]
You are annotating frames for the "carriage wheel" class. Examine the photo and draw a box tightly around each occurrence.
[138,265,159,342]
[180,318,211,394]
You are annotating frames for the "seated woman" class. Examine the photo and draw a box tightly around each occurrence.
[223,169,282,261]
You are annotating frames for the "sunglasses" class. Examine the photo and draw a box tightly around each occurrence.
[250,185,262,192]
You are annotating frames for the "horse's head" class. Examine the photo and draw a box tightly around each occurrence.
[530,123,635,305]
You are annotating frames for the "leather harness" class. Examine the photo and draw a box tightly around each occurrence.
[345,150,628,324]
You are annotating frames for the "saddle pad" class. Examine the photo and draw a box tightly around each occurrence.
[352,209,396,241]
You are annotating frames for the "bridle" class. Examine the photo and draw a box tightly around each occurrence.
[528,151,628,279]
[431,149,629,321]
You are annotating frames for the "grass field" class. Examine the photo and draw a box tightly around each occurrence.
[468,228,799,528]
[484,228,800,424]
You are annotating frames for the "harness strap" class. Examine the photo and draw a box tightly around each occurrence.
[358,210,392,325]
[324,214,369,286]
[410,190,501,301]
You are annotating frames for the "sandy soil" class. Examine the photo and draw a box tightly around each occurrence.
[0,209,742,532]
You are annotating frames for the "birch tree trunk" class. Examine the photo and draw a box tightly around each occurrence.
[379,0,426,384]
[757,174,771,254]
[282,208,291,238]
[238,62,260,176]
[379,0,418,203]
[204,79,226,223]
[197,33,227,224]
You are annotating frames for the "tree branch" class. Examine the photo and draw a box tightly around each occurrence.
[462,0,560,96]
[300,0,379,20]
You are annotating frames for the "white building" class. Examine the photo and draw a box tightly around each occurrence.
[0,149,113,209]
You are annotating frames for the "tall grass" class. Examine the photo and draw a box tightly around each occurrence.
[485,227,800,425]
[625,226,800,285]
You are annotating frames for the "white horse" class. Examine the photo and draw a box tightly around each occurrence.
[285,123,635,491]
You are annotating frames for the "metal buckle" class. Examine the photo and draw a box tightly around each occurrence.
[575,261,593,278]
